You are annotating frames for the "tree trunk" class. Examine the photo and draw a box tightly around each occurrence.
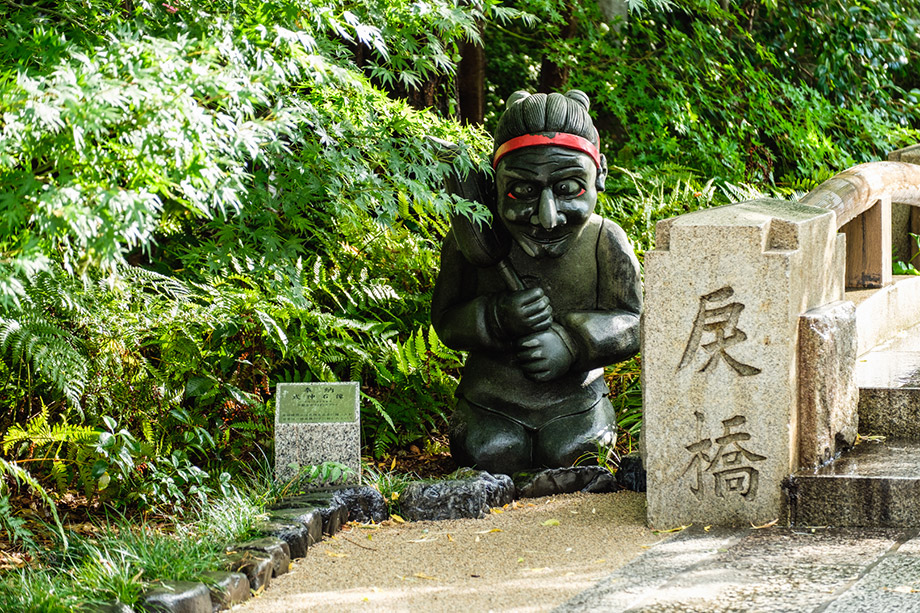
[458,31,485,125]
[538,10,578,93]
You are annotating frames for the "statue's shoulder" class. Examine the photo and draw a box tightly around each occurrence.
[594,214,631,248]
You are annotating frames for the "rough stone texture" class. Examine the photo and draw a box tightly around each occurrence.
[400,470,515,521]
[797,300,858,468]
[513,466,619,498]
[255,518,311,559]
[615,452,646,492]
[643,199,845,528]
[824,536,920,612]
[272,492,347,535]
[859,387,920,438]
[856,321,920,439]
[329,485,388,523]
[556,526,905,612]
[232,537,290,578]
[274,383,360,484]
[138,581,211,613]
[222,550,273,592]
[201,571,250,610]
[788,439,920,527]
[268,507,323,546]
[889,143,920,164]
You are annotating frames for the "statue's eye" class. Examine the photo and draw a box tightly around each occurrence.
[508,183,537,200]
[554,179,585,198]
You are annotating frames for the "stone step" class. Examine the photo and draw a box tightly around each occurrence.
[856,323,920,439]
[788,439,920,527]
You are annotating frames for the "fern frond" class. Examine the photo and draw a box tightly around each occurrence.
[0,458,67,547]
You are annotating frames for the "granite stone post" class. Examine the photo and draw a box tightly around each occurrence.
[643,199,846,527]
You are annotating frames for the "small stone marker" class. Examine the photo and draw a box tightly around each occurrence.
[274,382,360,484]
[643,199,848,527]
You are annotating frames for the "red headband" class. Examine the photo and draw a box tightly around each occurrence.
[493,132,601,168]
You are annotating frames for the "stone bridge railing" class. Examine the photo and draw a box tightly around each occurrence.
[641,147,920,528]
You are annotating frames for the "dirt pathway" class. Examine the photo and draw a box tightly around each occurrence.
[232,491,660,613]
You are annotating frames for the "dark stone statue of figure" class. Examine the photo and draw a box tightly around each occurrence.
[432,90,642,475]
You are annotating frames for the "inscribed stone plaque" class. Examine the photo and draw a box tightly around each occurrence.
[642,199,845,528]
[274,382,361,484]
[277,383,357,423]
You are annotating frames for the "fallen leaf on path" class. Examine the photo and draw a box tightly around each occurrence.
[325,551,349,558]
[475,528,502,534]
[447,533,454,542]
[413,572,437,580]
[491,508,504,514]
[704,525,712,532]
[652,524,690,534]
[542,519,560,526]
[391,514,405,523]
[751,519,778,529]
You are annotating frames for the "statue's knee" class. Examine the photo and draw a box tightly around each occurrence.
[534,399,616,468]
[450,401,532,474]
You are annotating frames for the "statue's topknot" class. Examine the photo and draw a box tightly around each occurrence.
[493,90,597,157]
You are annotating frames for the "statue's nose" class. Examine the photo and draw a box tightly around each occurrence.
[531,188,566,229]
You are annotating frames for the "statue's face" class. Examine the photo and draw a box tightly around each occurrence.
[495,146,601,259]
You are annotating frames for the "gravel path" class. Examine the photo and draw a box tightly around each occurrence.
[232,490,660,613]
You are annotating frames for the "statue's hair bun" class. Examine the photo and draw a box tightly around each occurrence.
[565,89,590,111]
[507,90,531,107]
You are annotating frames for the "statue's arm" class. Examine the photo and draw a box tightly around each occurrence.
[558,220,642,370]
[431,232,508,352]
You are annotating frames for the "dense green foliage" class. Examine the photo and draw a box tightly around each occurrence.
[2,1,920,558]
[0,0,496,518]
[487,0,920,187]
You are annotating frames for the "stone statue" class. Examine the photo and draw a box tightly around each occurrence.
[431,90,642,474]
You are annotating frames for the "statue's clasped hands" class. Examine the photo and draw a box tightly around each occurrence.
[494,287,575,382]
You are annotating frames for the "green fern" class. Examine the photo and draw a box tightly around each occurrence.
[0,458,66,548]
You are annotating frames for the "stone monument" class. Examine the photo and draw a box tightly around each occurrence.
[274,381,361,484]
[642,199,855,527]
[432,90,642,475]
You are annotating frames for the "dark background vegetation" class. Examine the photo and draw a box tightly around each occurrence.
[1,0,919,525]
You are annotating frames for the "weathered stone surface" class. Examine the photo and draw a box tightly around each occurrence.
[201,571,250,610]
[272,492,347,535]
[274,382,361,483]
[222,550,273,592]
[400,470,514,521]
[233,537,290,577]
[824,536,920,612]
[329,485,388,523]
[856,320,920,439]
[797,300,858,468]
[138,581,211,613]
[788,439,920,527]
[513,466,619,498]
[557,526,905,612]
[614,452,646,492]
[268,507,323,546]
[643,199,845,527]
[254,518,310,559]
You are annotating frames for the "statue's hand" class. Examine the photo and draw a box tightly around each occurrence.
[494,287,552,339]
[514,325,575,382]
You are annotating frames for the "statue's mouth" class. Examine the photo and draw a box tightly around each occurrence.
[524,233,571,245]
